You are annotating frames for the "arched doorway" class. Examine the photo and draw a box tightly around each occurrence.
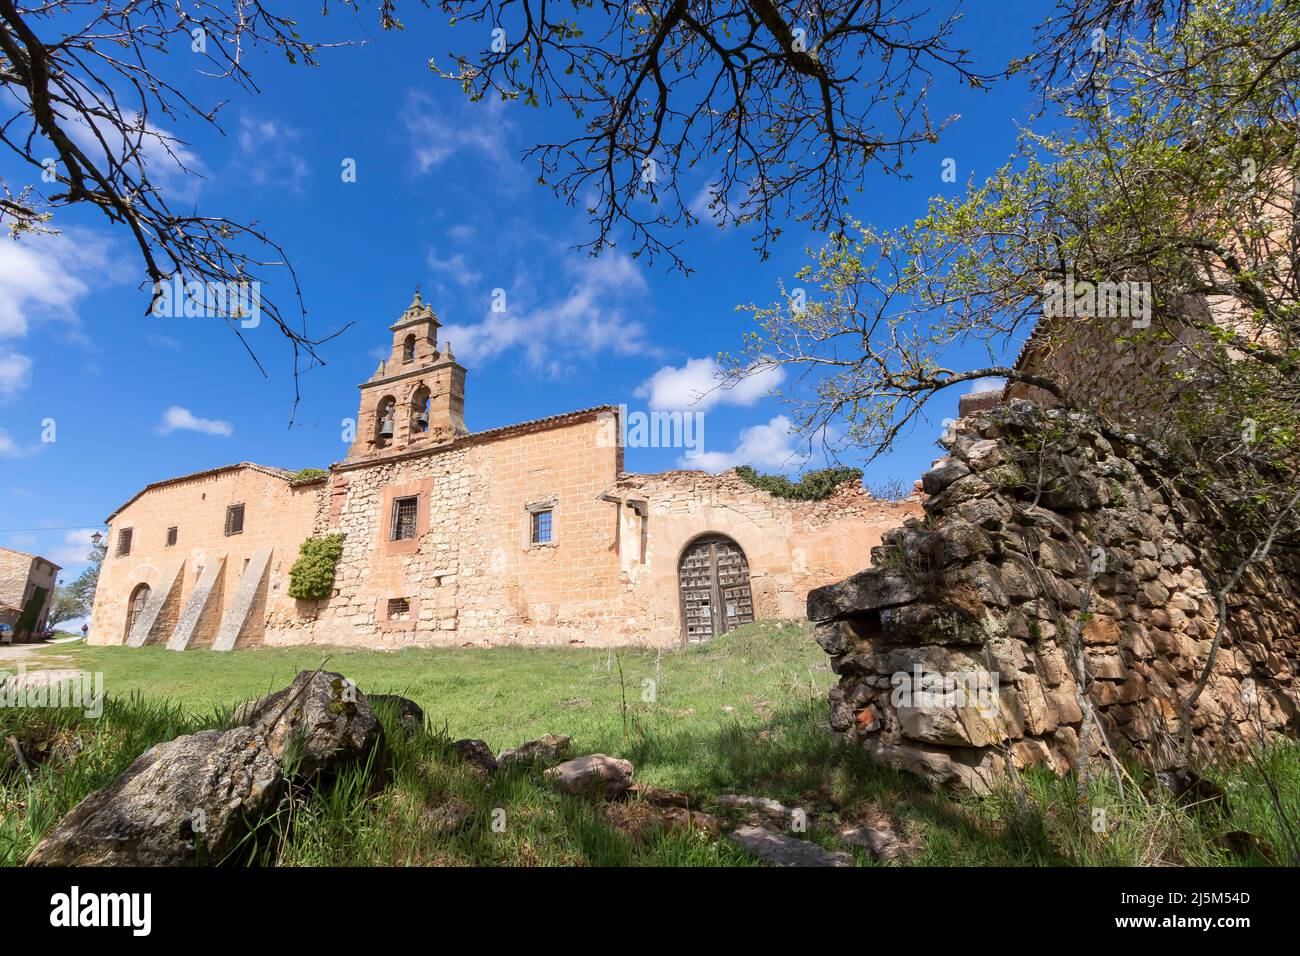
[125,583,151,642]
[678,534,754,642]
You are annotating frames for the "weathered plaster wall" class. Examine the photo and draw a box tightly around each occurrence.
[90,467,318,646]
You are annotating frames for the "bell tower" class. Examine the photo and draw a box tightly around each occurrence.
[347,289,467,460]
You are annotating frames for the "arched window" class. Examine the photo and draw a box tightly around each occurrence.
[410,385,431,434]
[126,582,151,641]
[375,396,396,445]
[402,334,416,363]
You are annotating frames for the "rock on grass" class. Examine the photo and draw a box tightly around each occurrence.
[728,824,853,867]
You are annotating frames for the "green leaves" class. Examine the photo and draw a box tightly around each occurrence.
[287,534,346,602]
[735,464,864,501]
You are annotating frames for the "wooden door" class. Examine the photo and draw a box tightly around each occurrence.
[125,583,150,641]
[678,535,754,642]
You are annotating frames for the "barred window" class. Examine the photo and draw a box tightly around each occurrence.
[224,503,245,536]
[116,527,133,557]
[166,526,178,547]
[387,597,411,621]
[391,495,419,540]
[531,509,553,545]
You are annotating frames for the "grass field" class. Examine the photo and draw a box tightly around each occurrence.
[2,623,1297,866]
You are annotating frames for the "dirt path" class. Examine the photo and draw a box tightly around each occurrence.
[0,644,79,673]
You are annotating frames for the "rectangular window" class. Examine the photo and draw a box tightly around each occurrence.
[166,526,178,547]
[387,597,411,621]
[116,528,133,557]
[531,509,553,545]
[224,503,245,536]
[391,495,419,540]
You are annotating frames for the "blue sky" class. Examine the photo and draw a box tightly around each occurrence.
[0,2,1048,587]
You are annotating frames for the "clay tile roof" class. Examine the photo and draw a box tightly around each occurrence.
[467,404,619,442]
[105,462,295,523]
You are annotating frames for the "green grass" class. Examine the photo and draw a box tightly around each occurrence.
[2,622,1297,866]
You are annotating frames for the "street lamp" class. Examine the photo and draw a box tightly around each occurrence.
[90,531,103,548]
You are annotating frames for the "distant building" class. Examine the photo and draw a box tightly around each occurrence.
[0,546,61,642]
[90,293,920,650]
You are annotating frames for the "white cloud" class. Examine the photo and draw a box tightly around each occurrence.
[0,230,109,341]
[48,528,99,567]
[427,250,482,286]
[963,376,1005,394]
[688,180,737,226]
[404,92,517,177]
[0,430,41,459]
[682,415,809,473]
[0,348,32,396]
[66,108,204,203]
[637,357,784,412]
[235,115,308,190]
[157,406,233,437]
[441,253,653,374]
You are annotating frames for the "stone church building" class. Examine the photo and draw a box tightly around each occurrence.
[90,294,919,650]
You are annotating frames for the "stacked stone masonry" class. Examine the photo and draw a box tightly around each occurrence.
[808,402,1300,792]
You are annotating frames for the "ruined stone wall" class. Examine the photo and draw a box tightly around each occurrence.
[609,470,923,645]
[1006,314,1210,433]
[809,402,1300,792]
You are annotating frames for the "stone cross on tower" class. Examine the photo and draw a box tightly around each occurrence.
[346,291,467,461]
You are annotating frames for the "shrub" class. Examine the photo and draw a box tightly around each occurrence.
[287,534,345,600]
[734,464,864,501]
[291,468,329,484]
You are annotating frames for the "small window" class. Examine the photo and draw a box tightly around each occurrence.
[224,503,245,536]
[402,334,416,363]
[116,528,133,557]
[531,509,553,545]
[166,526,178,547]
[391,495,419,540]
[387,597,411,621]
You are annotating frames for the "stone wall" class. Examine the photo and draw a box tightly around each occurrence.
[265,414,920,649]
[0,547,59,638]
[91,419,920,650]
[269,411,632,647]
[808,402,1300,792]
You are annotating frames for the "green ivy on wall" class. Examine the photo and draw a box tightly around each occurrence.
[291,468,329,484]
[287,533,345,601]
